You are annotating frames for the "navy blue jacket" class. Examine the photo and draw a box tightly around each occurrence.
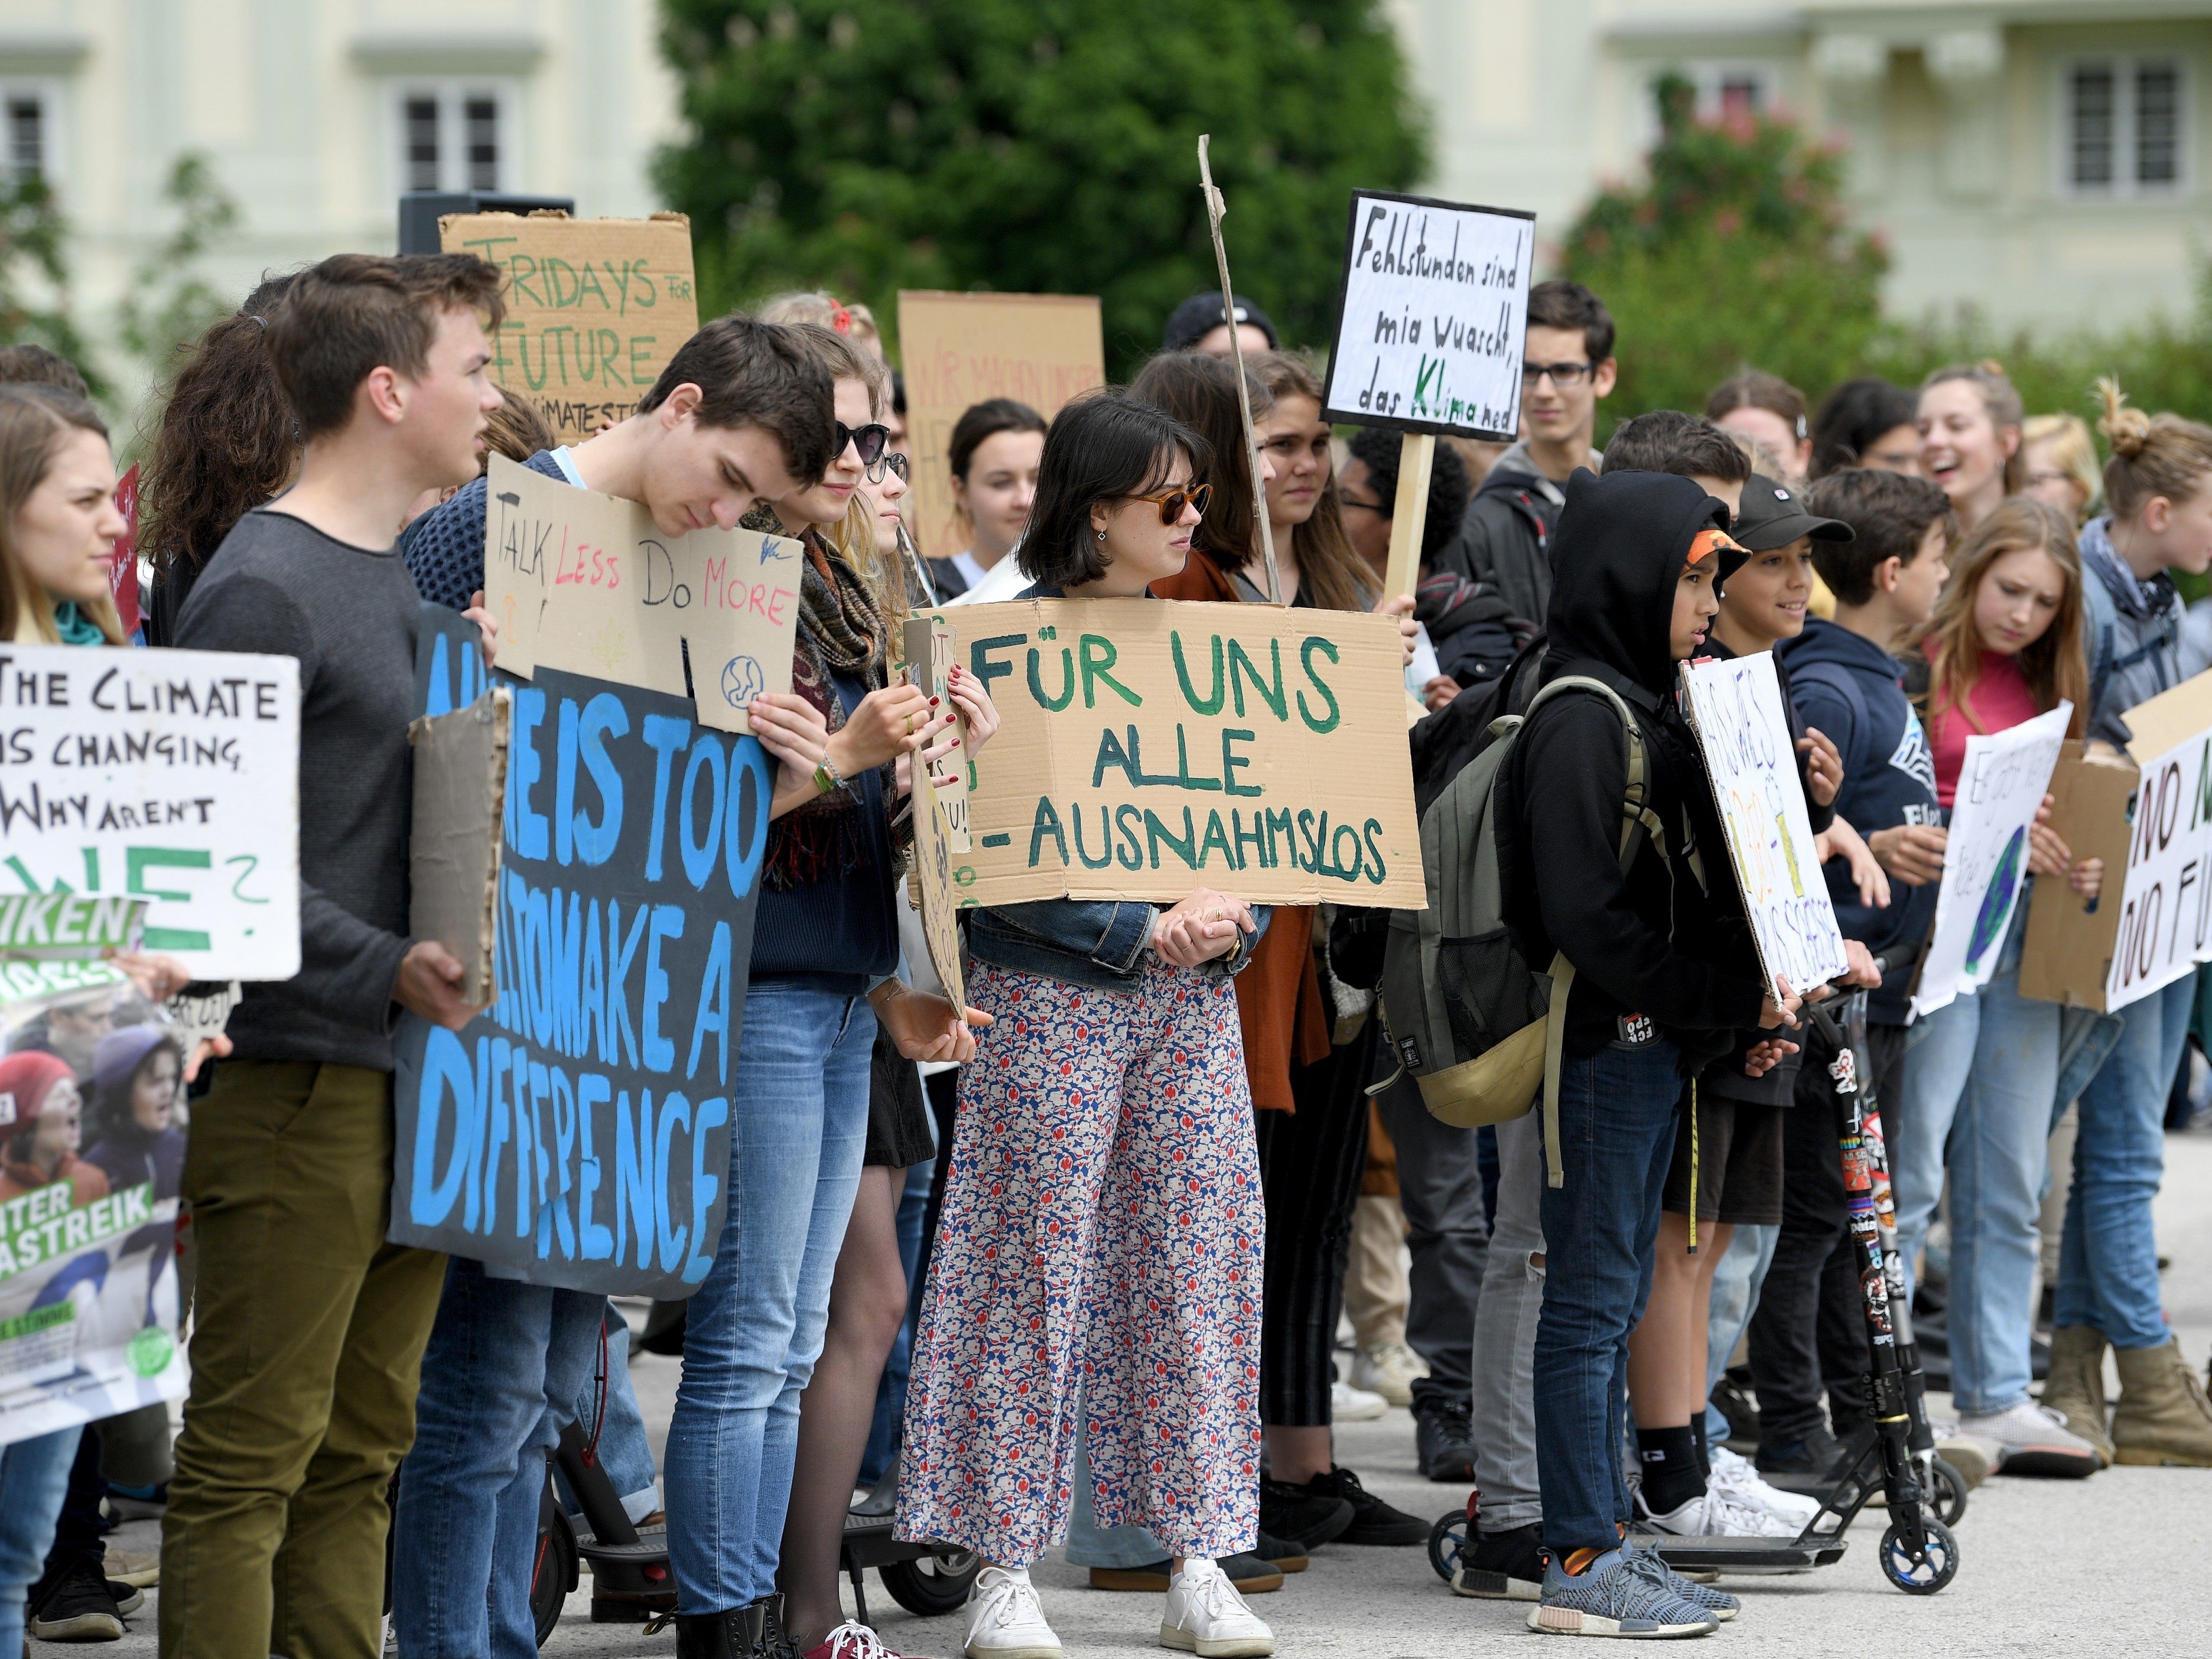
[1776,617,1940,1023]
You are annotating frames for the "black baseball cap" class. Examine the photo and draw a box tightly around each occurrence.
[1162,292,1279,353]
[1731,473,1853,552]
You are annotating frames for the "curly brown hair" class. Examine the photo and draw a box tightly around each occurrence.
[137,275,301,584]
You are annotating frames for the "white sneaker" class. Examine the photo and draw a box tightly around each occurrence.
[1638,1485,1802,1538]
[1956,1401,2103,1478]
[965,1564,1063,1659]
[1331,1378,1388,1421]
[1351,1341,1429,1408]
[1161,1558,1274,1658]
[1708,1445,1819,1528]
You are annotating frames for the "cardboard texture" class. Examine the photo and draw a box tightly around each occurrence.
[897,292,1105,559]
[910,778,967,1014]
[408,688,511,1009]
[481,454,802,733]
[902,615,971,851]
[941,598,1423,907]
[1911,702,2070,1019]
[2021,741,2142,1009]
[1319,190,1536,442]
[1679,653,1850,997]
[440,211,698,445]
[0,641,301,980]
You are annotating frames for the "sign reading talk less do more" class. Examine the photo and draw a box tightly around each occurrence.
[897,292,1105,561]
[441,213,699,446]
[942,600,1423,908]
[1320,191,1534,443]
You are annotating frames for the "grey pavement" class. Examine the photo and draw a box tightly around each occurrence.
[82,1127,2212,1656]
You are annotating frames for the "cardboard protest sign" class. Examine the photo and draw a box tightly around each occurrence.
[482,454,803,735]
[1,971,187,1448]
[2023,674,2212,1010]
[944,599,1422,907]
[440,212,698,445]
[1911,705,2070,1019]
[409,691,512,1009]
[902,615,970,851]
[1319,190,1535,442]
[392,623,772,1296]
[897,292,1105,559]
[1680,654,1849,997]
[910,782,967,1016]
[0,642,300,981]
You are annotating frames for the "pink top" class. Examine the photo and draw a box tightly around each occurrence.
[1929,648,2042,808]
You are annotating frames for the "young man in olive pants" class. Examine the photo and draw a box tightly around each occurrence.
[162,253,500,1657]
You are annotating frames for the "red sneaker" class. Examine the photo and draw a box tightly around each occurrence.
[799,1621,940,1659]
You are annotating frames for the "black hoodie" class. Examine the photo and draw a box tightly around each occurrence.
[1498,469,1767,1067]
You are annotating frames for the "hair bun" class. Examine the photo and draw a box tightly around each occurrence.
[1976,358,2007,378]
[2097,376,2152,458]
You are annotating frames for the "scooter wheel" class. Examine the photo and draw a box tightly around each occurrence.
[1881,1515,1959,1594]
[1428,1508,1473,1585]
[1928,1456,1969,1526]
[879,1549,982,1616]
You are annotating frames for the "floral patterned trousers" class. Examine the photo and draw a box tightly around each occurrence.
[896,957,1264,1564]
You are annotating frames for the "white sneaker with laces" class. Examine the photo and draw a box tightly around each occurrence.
[1331,1378,1387,1421]
[1161,1559,1274,1658]
[1351,1341,1429,1407]
[1638,1484,1802,1538]
[1709,1445,1820,1528]
[965,1564,1063,1659]
[1956,1400,2102,1478]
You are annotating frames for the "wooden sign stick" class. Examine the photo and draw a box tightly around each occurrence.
[1196,135,1283,605]
[1383,431,1435,604]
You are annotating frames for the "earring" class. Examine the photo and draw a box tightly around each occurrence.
[1096,529,1106,541]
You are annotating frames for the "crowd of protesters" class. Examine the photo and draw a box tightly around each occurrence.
[0,246,2209,1659]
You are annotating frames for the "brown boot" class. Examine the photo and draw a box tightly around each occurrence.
[2039,1325,2114,1465]
[2111,1337,2212,1466]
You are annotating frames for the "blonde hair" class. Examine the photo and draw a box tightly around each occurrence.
[0,385,122,645]
[1912,496,2087,739]
[2021,412,2102,521]
[1722,427,1790,483]
[2096,378,2212,522]
[757,291,883,360]
[1922,361,2026,493]
[1247,352,1373,615]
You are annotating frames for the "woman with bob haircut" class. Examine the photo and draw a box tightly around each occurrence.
[899,388,1278,1659]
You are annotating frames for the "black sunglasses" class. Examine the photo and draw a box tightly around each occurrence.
[868,450,909,485]
[835,421,891,468]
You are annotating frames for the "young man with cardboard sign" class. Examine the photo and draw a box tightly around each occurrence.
[160,251,505,1659]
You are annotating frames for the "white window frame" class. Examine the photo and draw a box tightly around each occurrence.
[0,78,64,190]
[1637,61,1782,151]
[390,79,517,195]
[2059,54,2188,199]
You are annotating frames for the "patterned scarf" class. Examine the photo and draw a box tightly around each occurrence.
[763,526,912,887]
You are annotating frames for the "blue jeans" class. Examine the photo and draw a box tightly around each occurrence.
[665,982,875,1614]
[1064,1399,1167,1569]
[560,1317,661,1523]
[1893,917,2057,1413]
[0,1426,83,1653]
[1535,1037,1684,1557]
[2056,974,2192,1349]
[1702,1222,1777,1443]
[392,1261,607,1659]
[860,1154,935,1489]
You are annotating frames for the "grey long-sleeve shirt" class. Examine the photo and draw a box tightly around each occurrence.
[174,508,420,1071]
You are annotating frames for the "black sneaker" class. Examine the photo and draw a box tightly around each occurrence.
[1255,1528,1309,1573]
[1414,1395,1478,1483]
[1300,1465,1429,1547]
[1450,1521,1546,1601]
[1258,1477,1354,1550]
[28,1556,125,1640]
[1755,1424,1844,1492]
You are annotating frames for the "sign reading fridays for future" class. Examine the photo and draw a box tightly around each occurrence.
[1319,190,1535,442]
[0,643,300,981]
[1679,653,1850,998]
[389,606,780,1299]
[440,212,699,446]
[942,599,1423,908]
[1911,704,2070,1019]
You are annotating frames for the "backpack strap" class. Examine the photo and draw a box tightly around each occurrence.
[1521,676,1661,1189]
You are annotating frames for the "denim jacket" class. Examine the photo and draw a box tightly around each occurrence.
[965,578,1271,992]
[2081,515,2183,750]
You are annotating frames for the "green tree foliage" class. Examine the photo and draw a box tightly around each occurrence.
[656,0,1424,371]
[1561,75,1888,424]
[0,175,106,398]
[117,154,242,387]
